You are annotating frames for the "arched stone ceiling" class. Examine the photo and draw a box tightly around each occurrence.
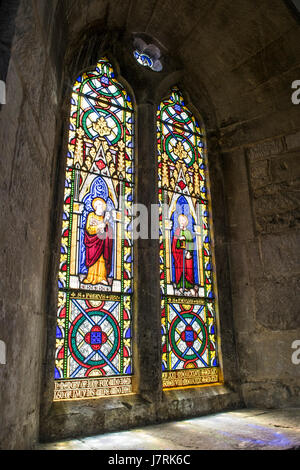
[58,0,300,147]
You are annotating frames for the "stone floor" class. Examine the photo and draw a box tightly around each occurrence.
[36,408,300,450]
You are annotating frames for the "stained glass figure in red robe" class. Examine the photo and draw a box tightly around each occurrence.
[172,214,195,295]
[83,197,113,285]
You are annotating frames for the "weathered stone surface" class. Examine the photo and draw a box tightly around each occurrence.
[237,329,300,384]
[259,230,300,278]
[242,382,300,409]
[36,408,300,450]
[0,0,20,81]
[254,277,300,330]
[11,1,47,111]
[286,130,300,151]
[1,0,300,450]
[0,0,59,450]
[253,184,300,234]
[38,60,59,155]
[270,151,300,184]
[249,159,270,190]
[248,145,300,234]
[0,58,24,183]
[248,138,286,162]
[33,0,59,49]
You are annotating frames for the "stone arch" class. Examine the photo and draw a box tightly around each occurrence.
[1,0,300,449]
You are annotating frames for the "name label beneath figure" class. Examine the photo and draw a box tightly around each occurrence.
[54,376,133,401]
[162,367,220,389]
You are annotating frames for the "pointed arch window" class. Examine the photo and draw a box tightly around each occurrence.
[54,58,134,400]
[158,88,221,389]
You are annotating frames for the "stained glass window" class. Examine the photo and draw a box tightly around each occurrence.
[54,58,134,401]
[158,88,221,389]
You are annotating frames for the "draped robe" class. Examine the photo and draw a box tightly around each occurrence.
[83,212,113,285]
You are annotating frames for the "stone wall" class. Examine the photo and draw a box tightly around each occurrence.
[0,0,299,449]
[223,131,300,408]
[0,0,63,449]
